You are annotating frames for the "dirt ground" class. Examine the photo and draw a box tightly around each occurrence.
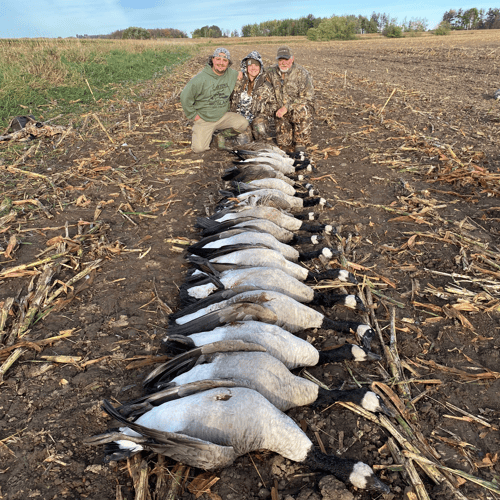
[1,32,500,500]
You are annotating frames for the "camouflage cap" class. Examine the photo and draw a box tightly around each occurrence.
[212,47,231,60]
[276,46,292,60]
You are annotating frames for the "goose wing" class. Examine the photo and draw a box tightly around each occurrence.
[118,379,240,418]
[172,290,325,334]
[143,339,266,389]
[163,321,320,369]
[166,302,279,336]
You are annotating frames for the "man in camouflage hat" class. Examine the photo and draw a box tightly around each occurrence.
[265,46,314,153]
[180,47,250,152]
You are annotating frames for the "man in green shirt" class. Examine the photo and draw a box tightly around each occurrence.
[181,48,250,153]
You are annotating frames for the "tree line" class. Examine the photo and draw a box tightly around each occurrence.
[78,7,500,41]
[240,13,428,39]
[78,27,188,39]
[441,8,500,29]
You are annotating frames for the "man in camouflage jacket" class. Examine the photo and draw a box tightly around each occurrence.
[265,46,314,152]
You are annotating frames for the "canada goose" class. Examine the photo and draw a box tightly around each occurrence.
[189,226,323,251]
[168,289,375,348]
[221,164,304,185]
[187,231,338,263]
[231,146,299,160]
[162,322,381,368]
[143,345,393,417]
[171,288,365,324]
[86,388,390,493]
[232,156,312,175]
[231,179,315,198]
[197,217,332,244]
[230,145,307,162]
[179,267,364,311]
[217,188,327,211]
[230,143,289,156]
[187,254,357,286]
[185,248,335,283]
[205,206,329,233]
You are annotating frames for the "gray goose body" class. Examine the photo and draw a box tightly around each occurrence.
[234,157,298,175]
[222,188,324,211]
[147,350,390,416]
[100,388,310,463]
[160,351,317,412]
[181,267,363,313]
[171,290,322,330]
[86,388,390,493]
[165,322,319,369]
[221,165,298,185]
[184,267,315,302]
[233,178,302,196]
[163,321,380,369]
[198,217,327,243]
[168,290,375,348]
[189,248,311,281]
[188,231,302,262]
[210,206,313,231]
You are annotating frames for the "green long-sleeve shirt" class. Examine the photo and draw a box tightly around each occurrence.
[180,65,239,122]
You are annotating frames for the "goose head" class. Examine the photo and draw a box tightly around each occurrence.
[306,448,390,493]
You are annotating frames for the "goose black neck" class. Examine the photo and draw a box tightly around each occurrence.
[311,269,343,281]
[314,387,354,408]
[316,344,354,365]
[293,160,310,171]
[294,191,308,199]
[293,211,317,221]
[320,318,362,333]
[290,234,322,245]
[305,448,390,493]
[310,291,345,307]
[305,447,358,482]
[298,223,326,234]
[297,249,327,262]
[302,197,322,207]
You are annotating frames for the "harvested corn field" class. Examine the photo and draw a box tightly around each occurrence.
[0,31,499,500]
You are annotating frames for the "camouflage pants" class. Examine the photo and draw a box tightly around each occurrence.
[275,104,313,149]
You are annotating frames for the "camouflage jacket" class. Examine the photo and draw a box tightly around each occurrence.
[230,76,276,123]
[230,50,276,123]
[265,63,314,113]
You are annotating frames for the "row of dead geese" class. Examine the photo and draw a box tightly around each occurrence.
[86,145,391,494]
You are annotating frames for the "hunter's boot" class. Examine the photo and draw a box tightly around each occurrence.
[252,118,268,141]
[235,128,253,146]
[217,128,239,150]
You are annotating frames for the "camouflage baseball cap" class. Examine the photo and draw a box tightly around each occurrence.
[276,46,292,59]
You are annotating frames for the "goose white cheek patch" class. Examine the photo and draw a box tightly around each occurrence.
[345,295,358,309]
[349,462,373,489]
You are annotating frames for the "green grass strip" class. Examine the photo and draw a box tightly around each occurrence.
[0,43,192,126]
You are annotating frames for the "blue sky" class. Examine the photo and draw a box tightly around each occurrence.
[0,0,493,38]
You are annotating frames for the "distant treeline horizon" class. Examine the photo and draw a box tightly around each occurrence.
[73,7,500,39]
